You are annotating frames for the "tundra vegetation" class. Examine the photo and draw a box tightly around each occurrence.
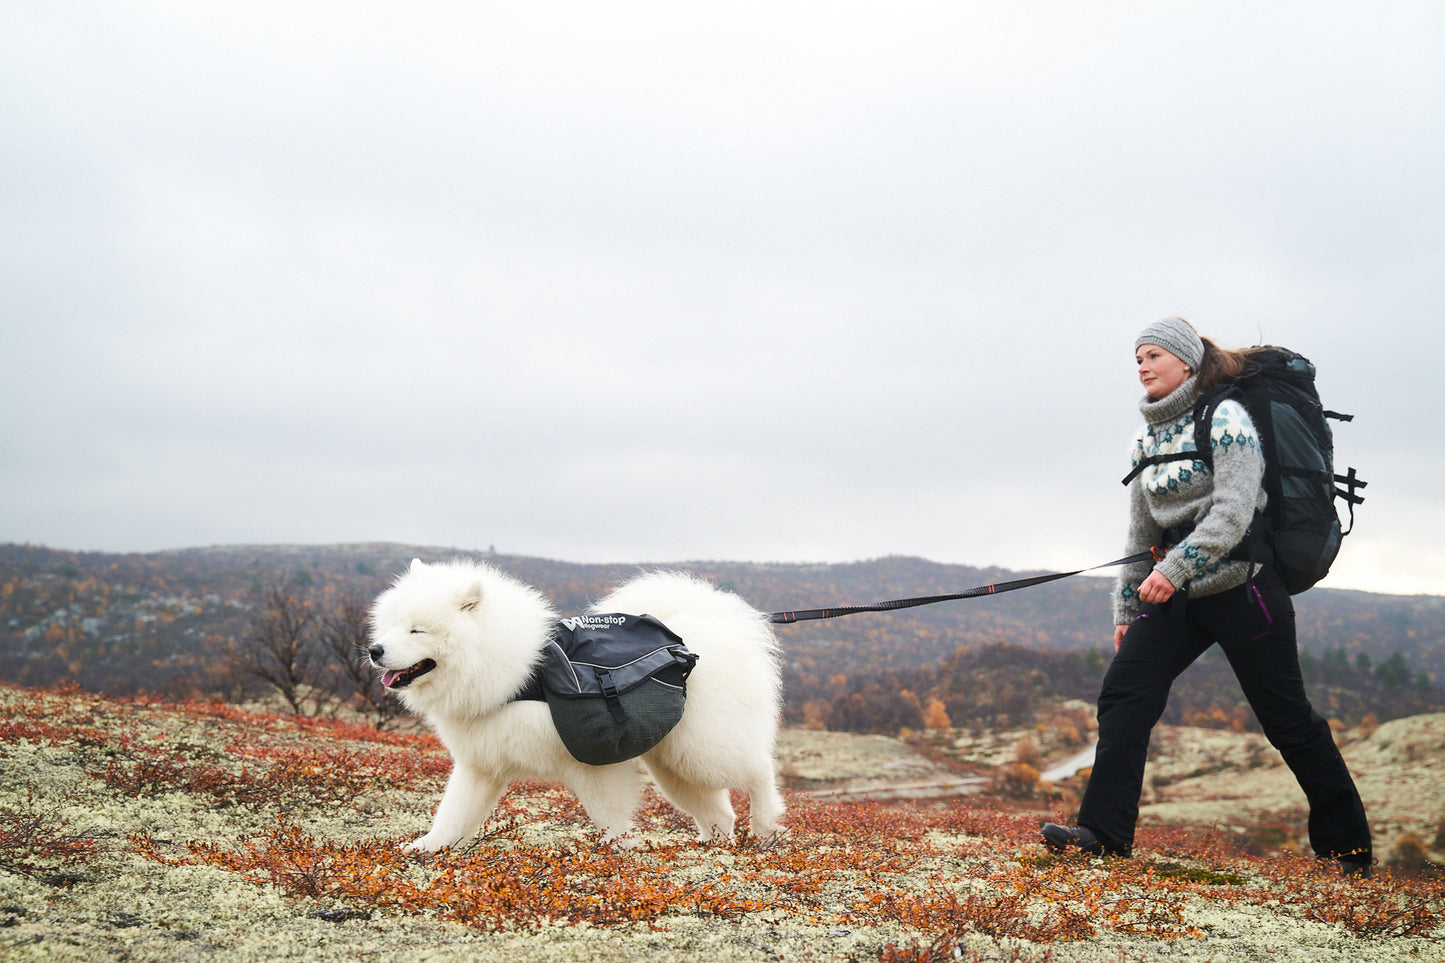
[4,544,1445,958]
[3,682,1443,962]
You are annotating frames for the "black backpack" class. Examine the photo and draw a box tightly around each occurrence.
[512,613,698,766]
[1122,346,1366,594]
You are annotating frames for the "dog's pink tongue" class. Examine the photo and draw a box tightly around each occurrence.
[381,669,403,688]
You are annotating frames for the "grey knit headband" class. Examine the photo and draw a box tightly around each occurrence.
[1135,317,1204,370]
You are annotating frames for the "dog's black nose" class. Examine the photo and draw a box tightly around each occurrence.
[367,643,384,662]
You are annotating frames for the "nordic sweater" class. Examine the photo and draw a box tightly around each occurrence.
[1112,375,1268,624]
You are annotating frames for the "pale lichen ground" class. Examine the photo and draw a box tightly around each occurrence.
[1,686,1441,962]
[1137,714,1445,859]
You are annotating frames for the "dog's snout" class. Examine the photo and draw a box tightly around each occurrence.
[367,643,385,663]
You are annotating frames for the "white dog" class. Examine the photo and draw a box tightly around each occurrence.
[367,558,785,852]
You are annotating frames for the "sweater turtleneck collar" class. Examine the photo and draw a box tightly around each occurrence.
[1139,374,1200,426]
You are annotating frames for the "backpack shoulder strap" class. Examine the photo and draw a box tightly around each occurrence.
[1121,450,1193,486]
[1191,384,1240,463]
[1120,385,1234,487]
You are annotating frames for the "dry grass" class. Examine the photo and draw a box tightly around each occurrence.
[2,682,1442,962]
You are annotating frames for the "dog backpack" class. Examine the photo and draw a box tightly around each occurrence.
[1122,346,1366,594]
[514,613,698,766]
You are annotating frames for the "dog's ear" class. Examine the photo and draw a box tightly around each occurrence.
[458,580,484,612]
[410,558,427,572]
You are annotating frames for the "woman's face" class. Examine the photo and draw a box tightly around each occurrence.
[1136,343,1192,399]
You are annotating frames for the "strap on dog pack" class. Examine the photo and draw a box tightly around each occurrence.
[595,668,627,723]
[511,613,699,767]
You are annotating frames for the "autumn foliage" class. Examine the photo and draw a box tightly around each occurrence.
[3,680,1444,959]
[6,543,1441,739]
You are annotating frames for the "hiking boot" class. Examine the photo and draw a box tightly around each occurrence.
[1041,823,1118,857]
[1330,854,1375,878]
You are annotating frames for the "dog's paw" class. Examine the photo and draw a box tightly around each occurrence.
[403,834,450,854]
[598,828,640,850]
[694,822,735,845]
[744,827,785,850]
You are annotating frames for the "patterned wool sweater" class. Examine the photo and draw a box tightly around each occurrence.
[1112,375,1268,624]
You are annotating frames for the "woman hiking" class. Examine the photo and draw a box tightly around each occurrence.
[1040,317,1372,874]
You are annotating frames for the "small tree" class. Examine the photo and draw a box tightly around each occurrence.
[1375,651,1411,689]
[319,596,403,729]
[1013,733,1043,770]
[231,579,325,716]
[922,697,952,732]
[991,761,1042,799]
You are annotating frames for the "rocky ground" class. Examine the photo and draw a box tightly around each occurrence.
[806,702,1445,863]
[1135,714,1445,860]
[2,685,1442,962]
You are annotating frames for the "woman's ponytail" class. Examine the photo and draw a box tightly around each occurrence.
[1193,337,1256,394]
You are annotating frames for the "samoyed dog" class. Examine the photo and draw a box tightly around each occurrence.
[367,558,785,852]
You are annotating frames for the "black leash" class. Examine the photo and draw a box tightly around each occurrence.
[767,549,1162,624]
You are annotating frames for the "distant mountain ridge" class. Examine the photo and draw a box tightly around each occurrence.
[2,542,1442,713]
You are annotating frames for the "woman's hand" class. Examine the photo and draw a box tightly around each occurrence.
[1113,624,1128,652]
[1137,569,1177,605]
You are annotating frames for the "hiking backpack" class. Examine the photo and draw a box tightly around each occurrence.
[1122,346,1366,594]
[512,613,699,766]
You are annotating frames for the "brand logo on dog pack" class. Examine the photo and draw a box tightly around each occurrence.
[559,615,629,631]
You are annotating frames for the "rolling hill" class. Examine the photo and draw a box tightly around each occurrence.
[2,542,1442,730]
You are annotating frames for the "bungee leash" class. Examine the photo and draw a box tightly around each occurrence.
[767,548,1164,624]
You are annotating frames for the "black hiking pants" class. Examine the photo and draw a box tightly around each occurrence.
[1078,565,1371,861]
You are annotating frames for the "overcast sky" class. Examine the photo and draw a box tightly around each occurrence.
[3,2,1442,597]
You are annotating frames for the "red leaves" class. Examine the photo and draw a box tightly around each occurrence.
[7,680,1445,954]
[1254,857,1445,939]
[0,681,450,813]
[133,824,767,932]
[1297,891,1443,939]
[88,732,445,812]
[0,788,98,883]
